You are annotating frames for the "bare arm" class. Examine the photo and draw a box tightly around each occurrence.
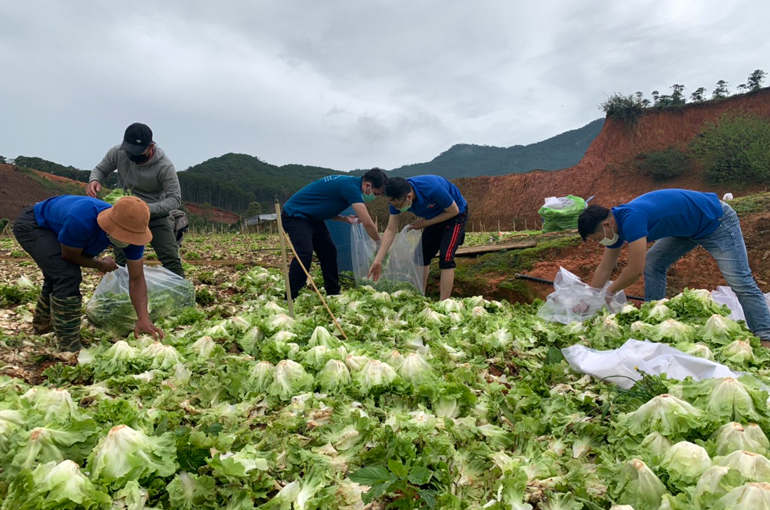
[422,202,460,227]
[60,245,117,272]
[368,214,401,281]
[590,247,621,289]
[350,203,380,242]
[126,258,164,339]
[607,238,647,294]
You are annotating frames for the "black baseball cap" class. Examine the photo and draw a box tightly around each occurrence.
[120,123,153,155]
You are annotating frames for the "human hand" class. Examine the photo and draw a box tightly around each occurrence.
[409,219,428,231]
[368,260,382,282]
[99,256,118,273]
[134,317,164,340]
[343,216,359,225]
[571,302,590,314]
[86,181,101,198]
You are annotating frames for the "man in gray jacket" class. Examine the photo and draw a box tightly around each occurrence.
[87,123,185,277]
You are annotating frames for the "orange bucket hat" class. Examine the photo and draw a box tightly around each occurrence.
[97,196,153,246]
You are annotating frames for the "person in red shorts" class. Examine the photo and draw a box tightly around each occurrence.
[369,176,468,300]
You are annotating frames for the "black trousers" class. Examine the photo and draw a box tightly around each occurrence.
[13,207,82,299]
[281,212,340,299]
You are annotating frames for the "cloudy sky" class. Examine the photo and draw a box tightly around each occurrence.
[0,1,768,172]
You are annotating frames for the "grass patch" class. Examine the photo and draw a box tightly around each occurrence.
[16,166,86,196]
[451,233,581,300]
[730,192,770,214]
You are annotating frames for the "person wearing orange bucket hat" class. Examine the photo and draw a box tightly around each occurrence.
[12,195,164,351]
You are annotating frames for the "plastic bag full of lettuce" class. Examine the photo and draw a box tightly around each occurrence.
[4,266,770,509]
[86,265,195,335]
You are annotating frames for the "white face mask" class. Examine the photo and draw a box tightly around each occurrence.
[599,225,619,246]
[107,234,129,248]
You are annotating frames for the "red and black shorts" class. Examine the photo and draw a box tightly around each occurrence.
[421,210,468,270]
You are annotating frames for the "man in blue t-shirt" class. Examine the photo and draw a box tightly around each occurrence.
[281,168,386,299]
[13,195,164,351]
[369,176,468,300]
[578,189,770,344]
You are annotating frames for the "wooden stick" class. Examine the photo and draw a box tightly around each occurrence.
[275,198,294,318]
[282,231,348,340]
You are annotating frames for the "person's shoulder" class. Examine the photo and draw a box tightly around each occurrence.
[104,145,122,158]
[153,147,176,169]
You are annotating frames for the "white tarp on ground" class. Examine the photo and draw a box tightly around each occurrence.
[562,339,743,389]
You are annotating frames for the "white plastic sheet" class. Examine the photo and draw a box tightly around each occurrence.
[722,192,734,201]
[543,196,574,210]
[711,285,770,322]
[350,223,424,294]
[562,339,743,389]
[537,268,627,324]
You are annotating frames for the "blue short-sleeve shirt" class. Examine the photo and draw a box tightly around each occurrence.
[388,175,467,220]
[283,175,364,220]
[608,189,723,249]
[34,196,145,260]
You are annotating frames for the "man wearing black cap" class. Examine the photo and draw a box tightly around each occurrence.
[87,123,184,277]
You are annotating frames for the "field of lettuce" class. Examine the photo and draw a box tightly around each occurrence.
[2,232,770,509]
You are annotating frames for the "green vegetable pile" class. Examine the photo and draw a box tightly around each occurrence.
[358,278,421,294]
[103,188,127,205]
[86,284,196,336]
[2,269,770,509]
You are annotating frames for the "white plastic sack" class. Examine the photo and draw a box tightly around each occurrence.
[351,223,424,294]
[562,339,744,389]
[543,196,574,210]
[711,285,770,322]
[86,265,196,335]
[537,267,627,324]
[712,286,746,321]
[722,192,734,201]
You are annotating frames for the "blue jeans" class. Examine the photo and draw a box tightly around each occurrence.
[644,202,770,340]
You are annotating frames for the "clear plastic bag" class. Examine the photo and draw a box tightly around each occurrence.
[86,265,196,335]
[350,224,424,294]
[537,267,627,324]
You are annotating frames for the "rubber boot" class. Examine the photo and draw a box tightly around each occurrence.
[32,293,53,335]
[50,295,83,352]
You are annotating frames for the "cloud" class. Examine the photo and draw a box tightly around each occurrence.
[0,0,768,172]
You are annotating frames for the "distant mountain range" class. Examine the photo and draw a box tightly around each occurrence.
[3,118,604,213]
[352,118,604,179]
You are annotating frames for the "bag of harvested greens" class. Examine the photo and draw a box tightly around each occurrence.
[86,265,196,335]
[350,223,424,294]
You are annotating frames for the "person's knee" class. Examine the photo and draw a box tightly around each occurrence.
[51,279,81,299]
[726,277,761,295]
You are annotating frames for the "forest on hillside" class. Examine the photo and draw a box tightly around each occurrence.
[177,153,344,213]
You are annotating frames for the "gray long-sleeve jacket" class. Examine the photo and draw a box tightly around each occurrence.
[89,145,182,217]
